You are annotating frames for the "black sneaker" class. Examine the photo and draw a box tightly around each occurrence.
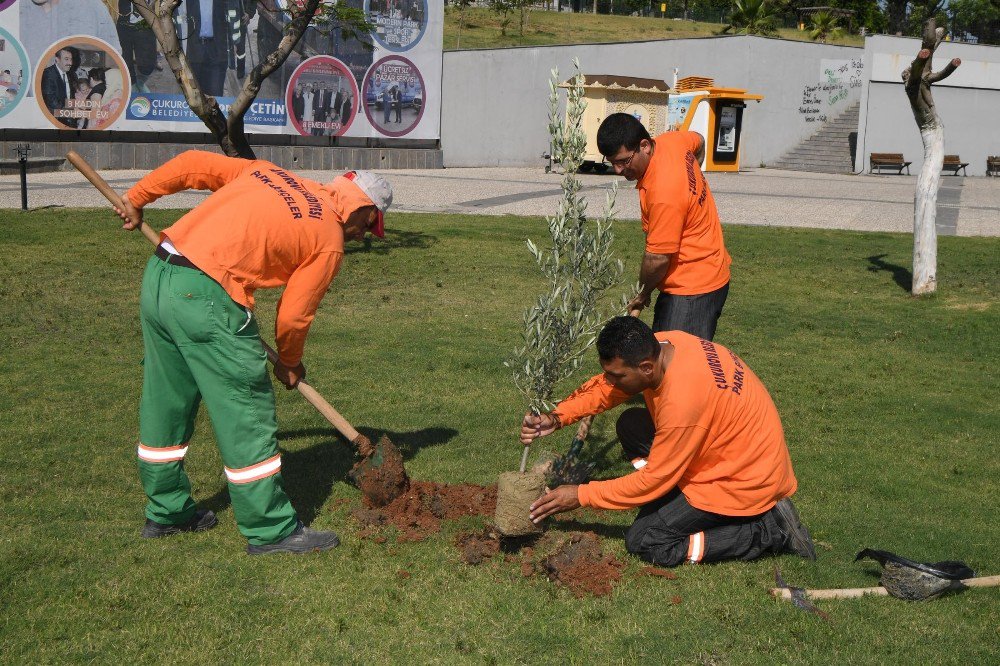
[246,522,340,556]
[773,498,817,561]
[141,510,218,538]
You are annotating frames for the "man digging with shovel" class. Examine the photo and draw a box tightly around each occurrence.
[113,150,392,555]
[522,317,816,567]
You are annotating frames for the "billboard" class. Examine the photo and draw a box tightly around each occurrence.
[0,0,441,140]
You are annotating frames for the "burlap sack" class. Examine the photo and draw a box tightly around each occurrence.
[494,471,544,536]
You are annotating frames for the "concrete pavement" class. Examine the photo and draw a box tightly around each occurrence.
[1,164,996,237]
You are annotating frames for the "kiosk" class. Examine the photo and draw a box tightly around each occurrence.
[667,77,763,172]
[559,75,673,172]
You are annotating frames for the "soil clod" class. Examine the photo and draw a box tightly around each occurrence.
[542,531,624,598]
[455,528,624,598]
[352,481,497,542]
[494,471,544,537]
[456,527,502,565]
[349,435,411,507]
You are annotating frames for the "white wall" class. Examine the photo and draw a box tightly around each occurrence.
[441,36,864,168]
[855,35,1000,176]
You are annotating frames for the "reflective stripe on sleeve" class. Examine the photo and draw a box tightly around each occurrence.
[138,443,189,463]
[631,458,648,470]
[687,531,705,563]
[224,454,282,484]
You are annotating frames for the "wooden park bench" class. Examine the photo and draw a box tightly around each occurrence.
[869,153,912,175]
[987,156,1000,177]
[942,154,969,176]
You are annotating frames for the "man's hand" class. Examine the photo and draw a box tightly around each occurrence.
[529,485,581,523]
[113,195,144,231]
[273,360,306,390]
[520,412,560,445]
[627,291,651,316]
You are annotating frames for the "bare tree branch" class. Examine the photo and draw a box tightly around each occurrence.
[927,58,962,84]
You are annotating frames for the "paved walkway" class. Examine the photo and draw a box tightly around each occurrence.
[1,164,996,237]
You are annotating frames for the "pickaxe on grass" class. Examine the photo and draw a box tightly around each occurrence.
[771,574,1000,601]
[66,150,401,478]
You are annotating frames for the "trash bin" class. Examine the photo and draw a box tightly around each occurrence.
[559,75,672,173]
[667,76,763,172]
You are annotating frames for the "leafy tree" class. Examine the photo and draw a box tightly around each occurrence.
[948,0,1000,43]
[452,0,475,47]
[489,0,515,35]
[809,10,845,42]
[722,0,780,35]
[127,0,372,159]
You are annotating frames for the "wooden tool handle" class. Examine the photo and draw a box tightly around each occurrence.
[67,149,363,445]
[66,150,160,246]
[261,344,360,441]
[770,574,1000,601]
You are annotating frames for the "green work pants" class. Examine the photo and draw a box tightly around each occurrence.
[137,255,298,545]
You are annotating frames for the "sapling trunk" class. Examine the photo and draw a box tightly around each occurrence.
[498,60,627,532]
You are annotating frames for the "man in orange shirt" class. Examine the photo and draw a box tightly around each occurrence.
[597,113,731,340]
[114,151,391,555]
[523,317,815,567]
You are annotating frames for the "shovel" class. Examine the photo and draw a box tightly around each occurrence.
[66,150,409,506]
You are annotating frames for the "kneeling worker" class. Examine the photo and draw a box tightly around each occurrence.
[115,151,392,555]
[522,317,815,567]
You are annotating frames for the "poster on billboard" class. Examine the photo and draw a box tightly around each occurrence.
[0,0,441,140]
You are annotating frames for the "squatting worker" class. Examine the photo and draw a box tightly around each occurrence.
[597,113,731,340]
[113,150,392,555]
[521,317,815,567]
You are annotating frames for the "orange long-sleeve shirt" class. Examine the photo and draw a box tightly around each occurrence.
[127,150,374,366]
[552,331,797,517]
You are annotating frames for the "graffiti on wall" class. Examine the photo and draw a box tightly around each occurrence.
[798,57,863,123]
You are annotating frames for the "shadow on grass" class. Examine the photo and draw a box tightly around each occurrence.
[200,425,458,525]
[345,229,436,256]
[867,254,912,293]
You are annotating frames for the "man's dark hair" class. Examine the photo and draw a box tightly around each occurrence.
[597,316,659,367]
[597,113,651,157]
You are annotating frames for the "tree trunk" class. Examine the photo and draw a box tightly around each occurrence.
[901,19,960,296]
[912,124,943,294]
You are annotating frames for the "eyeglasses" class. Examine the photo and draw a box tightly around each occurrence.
[608,150,638,169]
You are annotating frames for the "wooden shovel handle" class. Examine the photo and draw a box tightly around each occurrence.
[66,151,160,246]
[770,574,1000,601]
[67,150,362,444]
[262,345,360,441]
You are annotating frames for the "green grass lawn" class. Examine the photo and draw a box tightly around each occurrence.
[444,7,864,50]
[1,208,997,663]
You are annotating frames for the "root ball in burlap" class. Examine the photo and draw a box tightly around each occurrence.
[494,471,544,536]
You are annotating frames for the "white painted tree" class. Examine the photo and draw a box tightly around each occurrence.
[902,18,961,295]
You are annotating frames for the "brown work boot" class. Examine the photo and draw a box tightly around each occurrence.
[773,498,817,561]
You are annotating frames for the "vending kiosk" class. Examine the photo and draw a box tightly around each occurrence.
[559,75,673,172]
[666,77,763,172]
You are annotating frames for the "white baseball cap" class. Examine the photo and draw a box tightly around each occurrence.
[342,170,392,238]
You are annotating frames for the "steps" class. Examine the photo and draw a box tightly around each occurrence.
[771,101,859,174]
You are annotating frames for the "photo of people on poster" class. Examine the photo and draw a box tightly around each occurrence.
[35,38,128,130]
[364,55,424,137]
[286,55,358,137]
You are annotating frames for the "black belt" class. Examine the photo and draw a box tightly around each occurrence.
[154,245,200,270]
